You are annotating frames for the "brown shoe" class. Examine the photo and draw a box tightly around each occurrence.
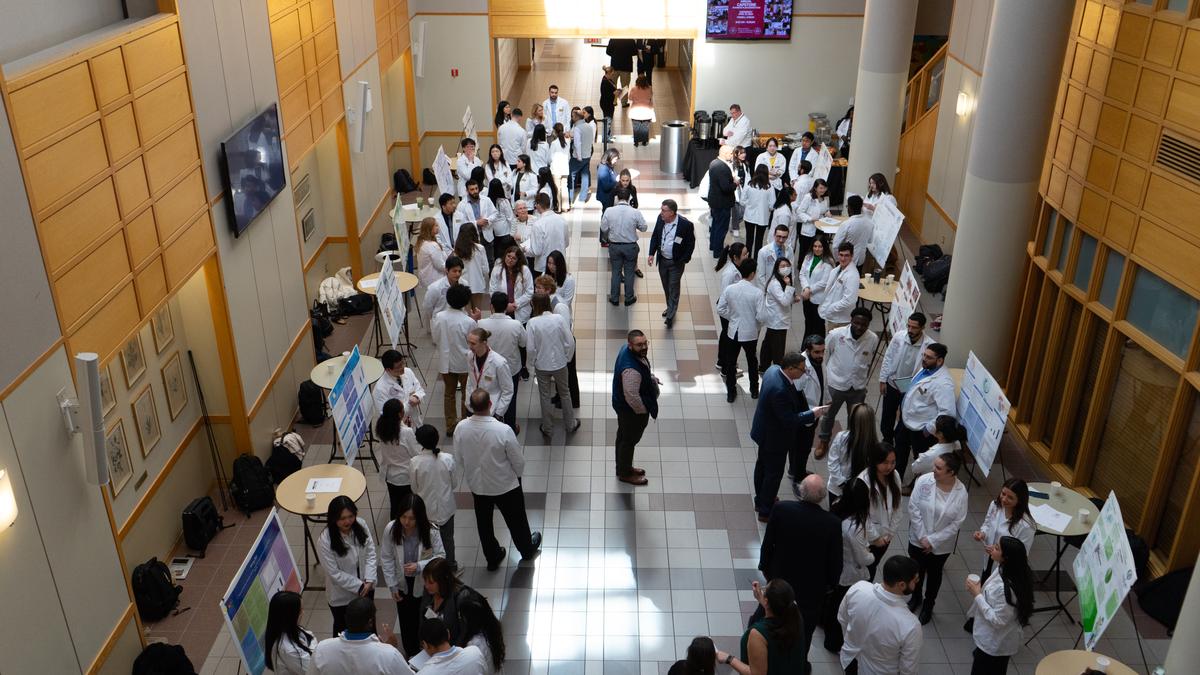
[813,442,827,460]
[618,474,649,486]
[630,467,646,476]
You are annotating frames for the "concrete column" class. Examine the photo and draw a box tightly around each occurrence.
[845,0,919,195]
[1166,555,1200,671]
[939,0,1075,370]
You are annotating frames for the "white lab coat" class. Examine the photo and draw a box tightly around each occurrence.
[723,113,753,148]
[788,145,817,181]
[529,141,553,174]
[740,184,776,226]
[416,240,448,291]
[483,162,513,197]
[900,367,957,434]
[794,353,824,408]
[760,276,796,331]
[794,193,828,238]
[879,332,935,389]
[978,501,1036,554]
[824,325,879,392]
[372,368,426,425]
[527,211,569,272]
[969,571,1023,657]
[410,450,457,526]
[431,309,476,374]
[526,312,574,371]
[840,519,873,586]
[799,255,834,304]
[541,96,572,130]
[826,431,852,497]
[549,138,571,177]
[718,262,742,293]
[864,191,898,217]
[833,214,874,268]
[772,203,797,251]
[467,349,514,416]
[415,645,488,675]
[555,274,577,315]
[423,277,452,319]
[270,630,314,675]
[907,473,968,555]
[457,246,489,293]
[816,263,860,324]
[379,521,445,597]
[754,150,787,189]
[455,154,482,199]
[497,120,527,167]
[377,426,420,487]
[307,635,414,675]
[453,198,499,243]
[910,441,960,476]
[489,198,515,239]
[316,518,377,608]
[488,265,535,323]
[755,244,784,289]
[716,279,764,342]
[476,314,527,374]
[856,469,903,543]
[525,116,545,138]
[454,415,525,496]
[512,171,539,211]
[838,581,922,675]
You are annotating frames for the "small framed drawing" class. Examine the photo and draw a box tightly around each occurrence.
[99,363,116,416]
[161,352,188,421]
[120,333,146,388]
[152,306,175,354]
[132,385,161,458]
[106,420,133,498]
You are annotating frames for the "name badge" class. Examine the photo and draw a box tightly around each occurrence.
[483,374,493,382]
[424,607,439,619]
[674,236,684,245]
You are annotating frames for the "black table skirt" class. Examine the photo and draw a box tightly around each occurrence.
[682,141,847,207]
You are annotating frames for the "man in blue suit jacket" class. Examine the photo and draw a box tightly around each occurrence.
[750,352,827,522]
[647,199,695,328]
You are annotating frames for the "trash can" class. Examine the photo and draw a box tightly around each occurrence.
[660,120,688,174]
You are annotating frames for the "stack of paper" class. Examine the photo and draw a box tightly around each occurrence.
[1030,503,1072,533]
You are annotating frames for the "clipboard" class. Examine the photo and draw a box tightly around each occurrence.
[894,376,914,394]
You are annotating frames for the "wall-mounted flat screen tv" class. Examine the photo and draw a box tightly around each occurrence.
[219,104,286,237]
[706,0,793,40]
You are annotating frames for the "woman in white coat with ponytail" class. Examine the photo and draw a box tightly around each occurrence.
[906,451,968,625]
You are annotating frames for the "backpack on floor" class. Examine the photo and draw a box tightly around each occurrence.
[299,380,326,426]
[394,168,419,194]
[338,293,374,316]
[914,243,944,275]
[266,433,305,484]
[922,254,952,294]
[132,643,196,675]
[132,557,182,622]
[181,496,224,556]
[230,454,275,515]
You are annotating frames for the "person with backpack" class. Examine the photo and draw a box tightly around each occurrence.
[409,425,458,569]
[264,590,314,674]
[317,496,378,636]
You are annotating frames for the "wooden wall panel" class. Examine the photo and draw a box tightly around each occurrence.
[1166,79,1200,133]
[113,158,151,216]
[134,259,167,315]
[125,210,159,269]
[1133,221,1200,293]
[162,214,214,290]
[132,75,191,143]
[1114,160,1146,206]
[1146,20,1182,68]
[271,12,303,54]
[41,180,121,276]
[1135,69,1169,116]
[1180,28,1200,77]
[1086,146,1117,190]
[1143,173,1200,237]
[124,24,185,91]
[24,121,108,212]
[152,169,205,244]
[90,49,129,107]
[70,285,140,362]
[8,62,97,149]
[1125,115,1159,161]
[1114,12,1149,59]
[1096,104,1128,148]
[1106,203,1136,249]
[268,0,342,167]
[143,123,199,194]
[277,49,307,93]
[55,232,131,329]
[103,104,141,164]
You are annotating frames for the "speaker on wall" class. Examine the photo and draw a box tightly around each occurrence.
[74,353,108,486]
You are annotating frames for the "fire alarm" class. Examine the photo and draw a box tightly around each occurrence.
[451,68,459,77]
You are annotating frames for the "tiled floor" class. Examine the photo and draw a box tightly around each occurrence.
[150,39,1173,675]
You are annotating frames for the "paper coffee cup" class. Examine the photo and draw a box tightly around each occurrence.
[1079,508,1091,524]
[305,493,317,503]
[966,574,981,585]
[327,364,335,373]
[1095,656,1110,672]
[1051,481,1062,498]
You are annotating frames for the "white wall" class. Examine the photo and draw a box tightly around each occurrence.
[413,15,493,134]
[948,0,994,72]
[0,0,126,64]
[496,38,518,102]
[345,56,391,235]
[410,0,486,12]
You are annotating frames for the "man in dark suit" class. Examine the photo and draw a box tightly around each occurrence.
[759,474,842,675]
[605,39,639,106]
[647,199,695,329]
[637,39,665,84]
[707,144,738,257]
[750,351,827,522]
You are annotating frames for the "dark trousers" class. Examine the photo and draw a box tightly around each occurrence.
[717,318,731,368]
[567,348,580,408]
[867,543,887,582]
[397,577,421,657]
[608,241,639,302]
[879,384,903,444]
[894,416,935,479]
[387,482,413,521]
[971,648,1010,675]
[657,256,684,320]
[721,338,759,395]
[758,328,787,372]
[472,486,535,565]
[801,299,825,341]
[746,221,767,258]
[615,411,650,476]
[709,206,732,256]
[908,543,951,606]
[789,424,815,479]
[503,375,520,429]
[819,386,866,441]
[822,585,851,652]
[439,515,456,567]
[330,604,348,636]
[753,446,787,517]
[482,239,495,268]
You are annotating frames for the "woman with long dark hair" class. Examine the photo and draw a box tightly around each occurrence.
[741,164,776,258]
[528,123,552,174]
[453,223,488,311]
[487,177,517,256]
[719,579,806,673]
[484,143,512,193]
[906,452,968,624]
[857,442,902,581]
[597,148,621,213]
[798,236,834,341]
[536,166,559,213]
[794,178,830,261]
[967,536,1034,674]
[834,105,853,159]
[973,478,1035,578]
[669,636,716,675]
[827,403,878,505]
[380,493,445,657]
[758,256,800,371]
[409,425,457,567]
[863,172,896,217]
[823,479,872,653]
[489,245,534,323]
[375,397,419,520]
[459,592,506,673]
[316,495,376,635]
[263,590,313,674]
[713,242,750,372]
[511,154,538,214]
[419,557,473,645]
[493,100,511,128]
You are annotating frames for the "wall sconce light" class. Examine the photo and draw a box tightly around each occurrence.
[0,468,17,529]
[956,92,972,117]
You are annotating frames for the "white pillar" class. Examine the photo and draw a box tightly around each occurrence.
[845,0,919,195]
[939,0,1075,369]
[1166,556,1200,671]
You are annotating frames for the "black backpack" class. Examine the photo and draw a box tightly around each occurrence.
[299,380,326,425]
[266,439,303,484]
[181,496,224,556]
[230,454,274,515]
[338,293,374,316]
[914,243,944,275]
[132,643,196,675]
[132,557,182,622]
[394,168,419,194]
[922,254,952,294]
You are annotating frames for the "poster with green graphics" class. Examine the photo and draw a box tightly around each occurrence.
[1072,492,1137,650]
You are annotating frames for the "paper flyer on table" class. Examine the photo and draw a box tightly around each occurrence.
[1030,504,1072,533]
[305,477,343,493]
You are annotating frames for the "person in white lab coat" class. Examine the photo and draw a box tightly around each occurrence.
[410,425,458,568]
[798,237,834,341]
[308,598,414,675]
[716,258,764,402]
[814,242,860,330]
[877,312,934,445]
[431,285,479,436]
[376,398,421,520]
[755,223,790,290]
[771,186,798,253]
[740,164,776,258]
[895,343,957,479]
[966,536,1035,675]
[454,181,498,267]
[826,403,878,502]
[787,131,817,184]
[753,137,786,189]
[834,106,853,159]
[415,217,448,297]
[534,167,559,217]
[413,619,487,675]
[374,350,426,426]
[713,242,750,371]
[482,145,513,200]
[458,594,505,675]
[832,195,873,270]
[526,193,568,275]
[422,256,464,320]
[548,124,572,209]
[818,308,877,448]
[757,256,802,372]
[721,103,753,148]
[855,443,902,581]
[909,414,964,477]
[455,139,482,200]
[478,292,528,425]
[264,591,314,675]
[485,179,517,258]
[863,172,898,217]
[973,478,1035,578]
[497,110,527,170]
[821,480,871,654]
[794,178,830,261]
[906,452,968,624]
[451,224,489,312]
[790,335,826,479]
[541,84,571,132]
[528,124,553,175]
[455,389,543,569]
[488,246,534,324]
[525,103,546,139]
[435,194,460,252]
[316,496,378,636]
[837,556,922,675]
[527,294,578,436]
[380,494,446,658]
[510,155,538,214]
[465,327,514,426]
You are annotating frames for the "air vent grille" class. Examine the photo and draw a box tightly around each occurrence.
[1156,132,1200,185]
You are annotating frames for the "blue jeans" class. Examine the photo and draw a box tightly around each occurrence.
[709,205,731,255]
[569,157,591,203]
[608,242,639,302]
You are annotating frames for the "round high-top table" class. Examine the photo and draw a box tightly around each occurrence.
[310,353,385,390]
[276,464,366,591]
[1028,481,1096,624]
[1036,650,1135,675]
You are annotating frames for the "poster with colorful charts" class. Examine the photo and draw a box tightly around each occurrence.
[375,262,405,350]
[888,262,921,338]
[955,351,1010,477]
[221,509,301,675]
[328,346,373,465]
[1073,492,1137,651]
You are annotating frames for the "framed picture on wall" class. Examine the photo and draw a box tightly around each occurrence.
[132,385,161,458]
[120,334,146,388]
[106,420,133,498]
[99,363,116,416]
[162,352,188,421]
[152,306,175,354]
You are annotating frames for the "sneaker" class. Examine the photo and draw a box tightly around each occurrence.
[486,549,506,571]
[522,532,543,561]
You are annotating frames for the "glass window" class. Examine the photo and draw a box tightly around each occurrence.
[1065,322,1107,469]
[1040,299,1082,447]
[1155,390,1200,557]
[1073,233,1098,290]
[1127,268,1199,359]
[1042,210,1059,259]
[1057,220,1075,271]
[1166,0,1189,14]
[925,58,945,112]
[1090,341,1174,525]
[1099,250,1124,309]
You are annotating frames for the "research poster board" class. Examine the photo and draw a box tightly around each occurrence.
[375,263,405,350]
[433,146,454,198]
[868,199,905,269]
[462,106,476,145]
[955,351,1010,477]
[329,346,373,465]
[811,144,833,182]
[888,262,921,338]
[1073,492,1137,651]
[221,509,301,675]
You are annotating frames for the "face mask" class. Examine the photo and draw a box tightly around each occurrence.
[779,267,791,276]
